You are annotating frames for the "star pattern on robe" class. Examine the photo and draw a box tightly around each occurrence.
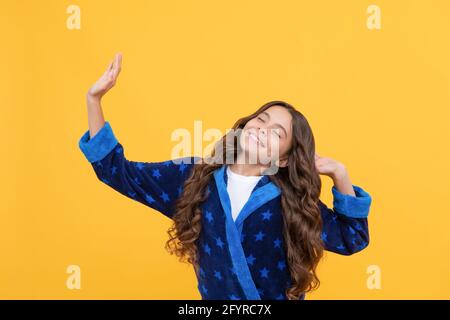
[348,226,357,234]
[160,191,170,202]
[179,162,187,174]
[259,267,270,279]
[261,210,272,221]
[202,243,211,256]
[152,169,161,179]
[82,137,371,300]
[246,254,256,266]
[201,284,208,295]
[273,238,282,248]
[145,194,155,204]
[199,267,206,278]
[275,293,284,300]
[135,162,144,170]
[117,165,291,300]
[205,211,214,223]
[95,161,103,168]
[214,270,222,281]
[277,260,286,271]
[254,231,265,241]
[354,223,364,231]
[215,237,224,249]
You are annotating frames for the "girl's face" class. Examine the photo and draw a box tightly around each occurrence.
[239,105,293,167]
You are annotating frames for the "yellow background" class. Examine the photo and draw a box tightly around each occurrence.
[1,0,449,299]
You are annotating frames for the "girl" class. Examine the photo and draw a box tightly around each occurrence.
[79,53,372,300]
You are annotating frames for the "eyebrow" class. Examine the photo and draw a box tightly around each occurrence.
[260,111,288,137]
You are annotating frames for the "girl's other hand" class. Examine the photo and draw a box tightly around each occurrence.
[314,153,346,180]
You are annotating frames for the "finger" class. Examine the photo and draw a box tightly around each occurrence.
[103,60,114,76]
[112,54,117,70]
[112,53,122,79]
[115,53,122,76]
[116,53,122,68]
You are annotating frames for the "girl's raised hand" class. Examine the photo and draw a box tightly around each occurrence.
[87,53,122,100]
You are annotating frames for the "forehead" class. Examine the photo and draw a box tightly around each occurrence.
[261,106,292,131]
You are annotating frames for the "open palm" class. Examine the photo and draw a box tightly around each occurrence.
[88,53,122,99]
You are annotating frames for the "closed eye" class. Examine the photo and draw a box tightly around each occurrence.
[270,129,281,138]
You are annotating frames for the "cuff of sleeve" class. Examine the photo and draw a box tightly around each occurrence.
[332,185,372,218]
[78,121,118,163]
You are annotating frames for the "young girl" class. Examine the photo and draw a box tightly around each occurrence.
[79,53,372,300]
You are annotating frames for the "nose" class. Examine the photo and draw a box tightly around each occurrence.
[258,128,267,138]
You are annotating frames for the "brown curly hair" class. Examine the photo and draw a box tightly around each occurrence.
[165,100,324,300]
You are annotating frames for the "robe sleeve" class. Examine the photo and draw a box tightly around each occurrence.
[78,121,199,219]
[319,185,372,255]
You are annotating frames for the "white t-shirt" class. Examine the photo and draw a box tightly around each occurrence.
[226,166,263,221]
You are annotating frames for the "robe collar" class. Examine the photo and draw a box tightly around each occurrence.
[219,164,281,232]
[213,164,281,300]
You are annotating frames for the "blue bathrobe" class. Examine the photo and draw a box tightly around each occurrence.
[79,122,372,300]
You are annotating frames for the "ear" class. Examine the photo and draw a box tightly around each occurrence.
[277,157,289,167]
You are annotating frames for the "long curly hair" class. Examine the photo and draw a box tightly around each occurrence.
[165,100,324,300]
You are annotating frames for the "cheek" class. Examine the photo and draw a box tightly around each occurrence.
[266,135,280,154]
[238,130,246,149]
[269,137,290,156]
